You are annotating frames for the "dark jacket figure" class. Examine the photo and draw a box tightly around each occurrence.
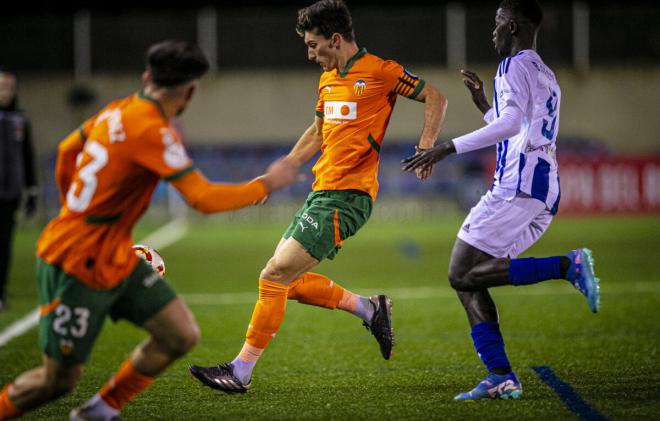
[0,68,38,309]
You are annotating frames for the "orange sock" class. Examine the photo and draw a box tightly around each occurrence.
[338,289,360,312]
[237,342,264,363]
[287,272,345,309]
[0,385,23,420]
[99,360,154,410]
[245,278,289,349]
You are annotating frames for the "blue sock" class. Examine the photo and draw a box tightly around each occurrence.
[471,322,511,372]
[509,257,562,286]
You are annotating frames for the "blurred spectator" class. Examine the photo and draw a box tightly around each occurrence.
[0,67,38,311]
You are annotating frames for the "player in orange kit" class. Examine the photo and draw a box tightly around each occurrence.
[189,0,448,393]
[0,40,298,420]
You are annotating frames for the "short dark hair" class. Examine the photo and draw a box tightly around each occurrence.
[296,0,355,42]
[146,40,210,88]
[499,0,543,29]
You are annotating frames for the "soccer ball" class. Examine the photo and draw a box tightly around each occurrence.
[133,244,166,276]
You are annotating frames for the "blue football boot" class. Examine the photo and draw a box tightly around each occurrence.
[566,248,601,313]
[454,372,523,401]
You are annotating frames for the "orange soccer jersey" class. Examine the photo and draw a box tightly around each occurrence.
[37,91,267,290]
[313,48,425,200]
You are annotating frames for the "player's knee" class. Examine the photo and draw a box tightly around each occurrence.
[260,258,293,284]
[448,269,471,291]
[168,323,200,356]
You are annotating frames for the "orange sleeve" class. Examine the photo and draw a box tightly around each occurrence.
[315,77,325,118]
[168,169,268,214]
[380,60,426,99]
[315,98,324,118]
[55,131,82,205]
[55,120,93,204]
[132,124,194,179]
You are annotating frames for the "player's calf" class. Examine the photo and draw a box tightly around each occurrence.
[142,297,201,364]
[1,362,81,415]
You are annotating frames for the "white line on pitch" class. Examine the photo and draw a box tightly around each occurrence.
[0,218,189,348]
[137,218,189,250]
[0,309,39,347]
[182,281,658,306]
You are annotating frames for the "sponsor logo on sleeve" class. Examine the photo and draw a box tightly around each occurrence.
[161,128,190,169]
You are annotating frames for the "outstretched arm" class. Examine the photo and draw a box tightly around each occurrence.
[169,157,299,214]
[411,83,448,150]
[409,83,448,179]
[403,106,523,173]
[286,116,323,166]
[402,69,498,173]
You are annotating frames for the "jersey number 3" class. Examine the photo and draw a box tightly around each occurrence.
[66,140,108,212]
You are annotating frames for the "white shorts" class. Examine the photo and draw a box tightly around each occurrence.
[457,190,553,258]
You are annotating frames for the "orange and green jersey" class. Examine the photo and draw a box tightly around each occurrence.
[313,48,425,200]
[37,91,267,290]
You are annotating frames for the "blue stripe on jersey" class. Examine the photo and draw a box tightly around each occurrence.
[502,52,524,75]
[516,153,526,193]
[493,79,500,117]
[550,175,561,215]
[499,139,509,182]
[531,157,551,203]
[505,57,513,73]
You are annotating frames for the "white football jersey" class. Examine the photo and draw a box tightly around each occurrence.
[484,49,561,214]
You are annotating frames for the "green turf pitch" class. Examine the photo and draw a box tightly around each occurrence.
[1,215,659,419]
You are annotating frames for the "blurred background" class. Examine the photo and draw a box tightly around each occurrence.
[2,4,659,418]
[2,0,659,221]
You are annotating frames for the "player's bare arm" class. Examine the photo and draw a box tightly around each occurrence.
[405,83,447,179]
[461,69,491,115]
[412,83,447,150]
[402,83,449,178]
[286,116,323,166]
[259,156,300,192]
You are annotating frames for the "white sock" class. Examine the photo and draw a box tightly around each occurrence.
[230,357,255,385]
[82,394,119,419]
[355,296,375,323]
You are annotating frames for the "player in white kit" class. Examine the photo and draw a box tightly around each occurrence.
[402,0,600,400]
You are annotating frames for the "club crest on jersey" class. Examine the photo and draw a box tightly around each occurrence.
[353,79,366,96]
[59,339,75,355]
